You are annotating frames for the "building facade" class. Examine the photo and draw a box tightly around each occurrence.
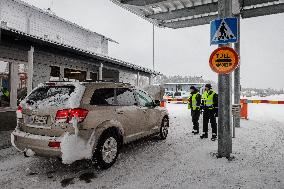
[0,0,157,114]
[0,0,110,55]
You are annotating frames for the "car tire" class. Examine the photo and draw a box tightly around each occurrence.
[93,129,120,169]
[159,117,169,140]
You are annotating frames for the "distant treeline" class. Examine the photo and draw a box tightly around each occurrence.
[155,75,215,85]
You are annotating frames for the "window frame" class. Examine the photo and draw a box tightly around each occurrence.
[89,87,137,106]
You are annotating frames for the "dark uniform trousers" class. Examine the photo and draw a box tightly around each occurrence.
[191,110,200,132]
[203,109,217,134]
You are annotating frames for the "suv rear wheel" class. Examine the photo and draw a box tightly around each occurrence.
[159,117,169,140]
[94,130,120,169]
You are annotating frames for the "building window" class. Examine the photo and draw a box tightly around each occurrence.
[50,66,60,81]
[90,72,98,81]
[0,61,10,108]
[64,68,86,82]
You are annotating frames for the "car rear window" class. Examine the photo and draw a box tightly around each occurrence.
[26,86,75,106]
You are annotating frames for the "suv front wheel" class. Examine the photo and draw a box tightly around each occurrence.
[94,130,120,169]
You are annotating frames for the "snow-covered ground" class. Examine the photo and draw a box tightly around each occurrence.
[0,95,283,189]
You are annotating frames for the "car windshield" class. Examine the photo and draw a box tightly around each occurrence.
[165,92,173,96]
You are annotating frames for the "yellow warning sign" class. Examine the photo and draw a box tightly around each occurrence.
[209,47,239,74]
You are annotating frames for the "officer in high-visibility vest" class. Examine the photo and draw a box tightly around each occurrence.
[200,84,218,141]
[2,87,9,98]
[1,87,10,105]
[188,86,201,135]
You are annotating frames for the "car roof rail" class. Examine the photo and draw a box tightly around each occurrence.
[83,79,131,85]
[46,80,132,86]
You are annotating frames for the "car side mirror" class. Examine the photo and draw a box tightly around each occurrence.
[154,100,160,107]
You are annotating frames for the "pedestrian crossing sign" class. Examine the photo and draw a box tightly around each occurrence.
[210,18,238,45]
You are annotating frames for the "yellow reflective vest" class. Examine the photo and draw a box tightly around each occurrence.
[2,89,9,97]
[202,90,216,109]
[188,92,200,110]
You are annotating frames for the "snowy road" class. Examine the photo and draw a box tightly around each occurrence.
[0,101,284,189]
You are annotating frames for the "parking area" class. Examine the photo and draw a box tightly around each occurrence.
[0,103,283,189]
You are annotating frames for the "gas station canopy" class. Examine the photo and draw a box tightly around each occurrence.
[111,0,284,28]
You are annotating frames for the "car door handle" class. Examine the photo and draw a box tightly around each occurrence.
[117,111,124,114]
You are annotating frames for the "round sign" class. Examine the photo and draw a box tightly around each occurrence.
[209,46,239,74]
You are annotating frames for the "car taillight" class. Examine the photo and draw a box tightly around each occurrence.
[48,141,61,148]
[55,109,69,122]
[16,105,23,119]
[55,108,88,123]
[17,105,23,112]
[69,108,89,122]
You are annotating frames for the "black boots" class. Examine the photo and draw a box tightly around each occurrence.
[200,133,208,139]
[200,133,217,140]
[211,134,217,141]
[192,129,199,135]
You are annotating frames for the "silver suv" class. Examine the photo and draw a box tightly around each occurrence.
[11,81,169,169]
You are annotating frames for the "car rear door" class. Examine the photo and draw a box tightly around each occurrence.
[85,87,139,140]
[115,88,141,139]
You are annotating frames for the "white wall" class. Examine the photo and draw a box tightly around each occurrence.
[119,70,150,87]
[119,70,137,86]
[0,0,108,55]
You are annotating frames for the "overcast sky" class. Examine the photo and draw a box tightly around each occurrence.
[21,0,284,89]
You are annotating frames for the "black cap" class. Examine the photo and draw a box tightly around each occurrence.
[205,84,212,89]
[190,86,196,90]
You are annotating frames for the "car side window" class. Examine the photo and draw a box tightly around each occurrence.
[90,88,115,106]
[90,88,136,106]
[116,88,136,106]
[135,90,154,107]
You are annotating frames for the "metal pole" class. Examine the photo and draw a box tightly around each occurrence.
[152,24,155,71]
[99,63,103,80]
[10,61,18,109]
[137,72,140,86]
[217,0,233,158]
[233,14,241,129]
[27,46,34,94]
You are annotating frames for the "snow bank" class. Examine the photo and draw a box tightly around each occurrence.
[246,94,284,101]
[60,117,95,164]
[60,132,93,164]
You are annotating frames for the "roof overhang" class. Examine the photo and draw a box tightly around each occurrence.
[0,27,159,75]
[111,0,284,28]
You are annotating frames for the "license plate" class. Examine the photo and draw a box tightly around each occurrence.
[26,115,48,125]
